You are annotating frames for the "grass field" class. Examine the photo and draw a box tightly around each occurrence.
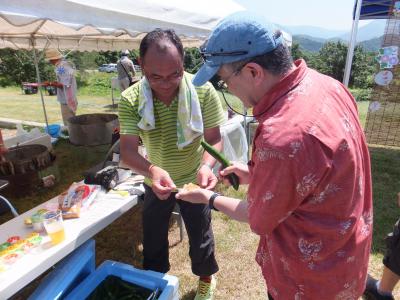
[0,83,399,299]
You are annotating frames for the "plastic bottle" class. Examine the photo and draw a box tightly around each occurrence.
[16,123,28,135]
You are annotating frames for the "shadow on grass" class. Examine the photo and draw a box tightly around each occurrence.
[102,103,119,113]
[181,290,196,300]
[369,145,400,254]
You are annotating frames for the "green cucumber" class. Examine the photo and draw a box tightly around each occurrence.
[201,140,240,190]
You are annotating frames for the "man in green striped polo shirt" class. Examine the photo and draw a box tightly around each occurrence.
[119,29,225,300]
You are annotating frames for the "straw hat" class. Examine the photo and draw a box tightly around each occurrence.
[45,48,63,61]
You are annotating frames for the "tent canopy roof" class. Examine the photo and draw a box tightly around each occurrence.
[0,0,292,51]
[0,0,244,50]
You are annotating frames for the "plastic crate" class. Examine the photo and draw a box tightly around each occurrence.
[4,128,52,150]
[65,260,179,300]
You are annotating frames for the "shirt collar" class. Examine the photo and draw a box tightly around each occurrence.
[253,59,308,120]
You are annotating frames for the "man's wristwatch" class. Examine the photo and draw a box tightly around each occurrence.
[209,192,220,211]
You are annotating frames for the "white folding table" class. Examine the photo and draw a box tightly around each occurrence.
[0,190,138,299]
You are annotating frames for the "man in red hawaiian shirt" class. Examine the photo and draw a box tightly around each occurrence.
[177,11,373,300]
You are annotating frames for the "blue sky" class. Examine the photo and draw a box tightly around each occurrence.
[234,0,367,31]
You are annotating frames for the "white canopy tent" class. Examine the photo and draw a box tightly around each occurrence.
[0,0,248,50]
[0,0,245,127]
[0,1,292,129]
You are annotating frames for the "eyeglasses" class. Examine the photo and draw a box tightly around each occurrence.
[217,62,247,90]
[217,62,248,117]
[145,69,184,85]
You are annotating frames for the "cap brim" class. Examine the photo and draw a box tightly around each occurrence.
[192,64,220,86]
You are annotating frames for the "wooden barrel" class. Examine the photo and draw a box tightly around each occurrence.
[0,144,54,196]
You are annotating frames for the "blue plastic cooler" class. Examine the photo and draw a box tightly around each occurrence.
[65,260,179,300]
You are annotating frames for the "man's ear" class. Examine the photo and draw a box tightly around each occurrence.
[245,62,264,84]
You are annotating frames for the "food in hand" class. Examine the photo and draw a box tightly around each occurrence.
[182,183,200,191]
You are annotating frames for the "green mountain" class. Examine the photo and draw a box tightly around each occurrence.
[293,35,324,52]
[293,35,382,53]
[359,36,383,52]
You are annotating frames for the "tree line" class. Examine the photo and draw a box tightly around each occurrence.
[0,41,376,92]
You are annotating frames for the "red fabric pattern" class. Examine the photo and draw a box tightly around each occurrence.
[248,60,372,299]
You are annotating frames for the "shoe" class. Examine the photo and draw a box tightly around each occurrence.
[363,275,394,300]
[194,275,216,300]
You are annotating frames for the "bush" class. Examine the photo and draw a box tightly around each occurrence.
[78,72,115,96]
[350,88,372,102]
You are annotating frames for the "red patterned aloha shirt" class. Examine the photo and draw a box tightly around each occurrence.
[248,60,372,300]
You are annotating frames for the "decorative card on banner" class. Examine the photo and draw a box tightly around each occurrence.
[368,101,381,113]
[374,70,393,86]
[375,46,399,69]
[394,1,400,17]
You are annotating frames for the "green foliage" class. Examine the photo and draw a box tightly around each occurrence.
[291,42,312,61]
[67,51,101,70]
[351,48,375,88]
[292,35,325,52]
[79,72,115,96]
[349,88,372,102]
[0,49,54,86]
[74,71,90,89]
[183,47,222,90]
[184,47,202,74]
[94,50,139,66]
[304,41,375,89]
[94,51,119,65]
[314,41,348,82]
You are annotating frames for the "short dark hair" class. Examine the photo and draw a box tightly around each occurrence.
[139,28,184,59]
[228,44,293,76]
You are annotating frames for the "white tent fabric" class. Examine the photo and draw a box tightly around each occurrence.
[0,0,245,127]
[0,0,292,50]
[0,0,292,128]
[0,0,245,50]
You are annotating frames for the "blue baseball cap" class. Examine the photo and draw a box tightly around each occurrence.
[193,11,284,86]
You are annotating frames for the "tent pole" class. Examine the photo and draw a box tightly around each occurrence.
[32,46,49,129]
[343,0,362,87]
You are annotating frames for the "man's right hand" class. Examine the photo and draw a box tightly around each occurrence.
[149,165,176,200]
[219,162,250,186]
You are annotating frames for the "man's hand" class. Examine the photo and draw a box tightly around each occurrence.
[149,165,176,200]
[197,164,218,190]
[219,162,250,186]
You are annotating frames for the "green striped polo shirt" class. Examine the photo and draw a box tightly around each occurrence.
[118,74,225,187]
